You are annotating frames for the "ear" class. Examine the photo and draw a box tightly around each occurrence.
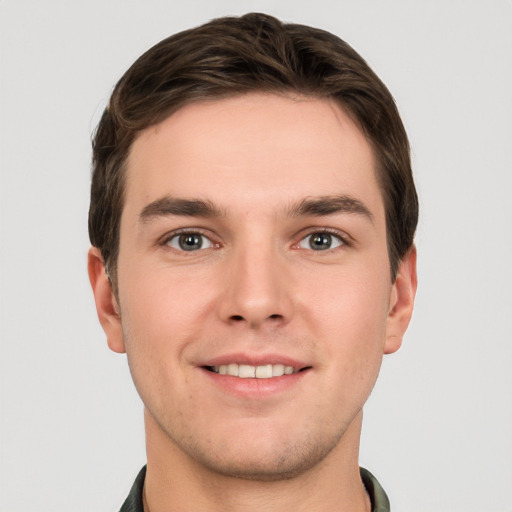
[87,247,126,353]
[384,246,417,355]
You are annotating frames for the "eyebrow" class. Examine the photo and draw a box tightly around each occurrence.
[289,195,374,222]
[139,194,373,223]
[139,197,223,222]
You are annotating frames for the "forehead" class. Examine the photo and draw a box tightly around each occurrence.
[124,93,382,218]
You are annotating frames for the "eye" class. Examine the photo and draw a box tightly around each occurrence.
[298,232,345,251]
[166,232,214,251]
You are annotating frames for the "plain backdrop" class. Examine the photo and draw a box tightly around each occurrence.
[1,1,511,511]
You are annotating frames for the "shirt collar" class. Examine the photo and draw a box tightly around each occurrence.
[119,465,390,512]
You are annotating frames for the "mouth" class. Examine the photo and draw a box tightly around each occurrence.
[204,363,310,379]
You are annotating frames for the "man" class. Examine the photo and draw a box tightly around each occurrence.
[88,12,417,512]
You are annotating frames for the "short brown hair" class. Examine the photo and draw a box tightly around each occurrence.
[89,12,418,286]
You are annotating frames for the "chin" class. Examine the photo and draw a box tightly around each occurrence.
[178,425,345,482]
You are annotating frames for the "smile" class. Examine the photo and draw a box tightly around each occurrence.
[207,363,300,379]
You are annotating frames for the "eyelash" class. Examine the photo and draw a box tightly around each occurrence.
[295,228,351,251]
[159,227,351,253]
[160,229,218,252]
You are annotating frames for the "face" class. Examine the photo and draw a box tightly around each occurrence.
[90,93,416,480]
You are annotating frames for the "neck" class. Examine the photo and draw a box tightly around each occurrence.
[143,410,371,512]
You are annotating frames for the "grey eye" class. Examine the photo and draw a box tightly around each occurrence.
[298,232,343,251]
[167,233,213,251]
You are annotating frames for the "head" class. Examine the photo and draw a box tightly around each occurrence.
[88,12,417,291]
[88,13,418,483]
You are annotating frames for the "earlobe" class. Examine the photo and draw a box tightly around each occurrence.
[384,246,417,355]
[87,247,126,354]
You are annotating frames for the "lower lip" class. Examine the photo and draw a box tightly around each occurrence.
[199,367,310,399]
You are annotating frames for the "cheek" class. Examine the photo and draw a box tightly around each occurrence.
[118,288,197,421]
[116,268,206,389]
[119,262,213,337]
[302,264,391,364]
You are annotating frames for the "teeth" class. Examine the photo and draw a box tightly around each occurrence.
[255,364,272,379]
[212,364,298,379]
[272,364,284,376]
[227,363,238,376]
[239,364,255,378]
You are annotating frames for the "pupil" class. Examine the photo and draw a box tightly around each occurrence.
[179,234,202,251]
[310,233,331,250]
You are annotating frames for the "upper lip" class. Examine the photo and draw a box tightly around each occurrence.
[198,353,310,370]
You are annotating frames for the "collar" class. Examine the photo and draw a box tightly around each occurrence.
[119,465,390,512]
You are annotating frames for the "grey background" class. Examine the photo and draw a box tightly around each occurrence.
[1,1,511,511]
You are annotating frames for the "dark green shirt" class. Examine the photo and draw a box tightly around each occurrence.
[119,466,390,511]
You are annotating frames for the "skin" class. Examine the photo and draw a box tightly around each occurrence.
[89,93,417,512]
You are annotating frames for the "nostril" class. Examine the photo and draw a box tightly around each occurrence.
[228,313,284,324]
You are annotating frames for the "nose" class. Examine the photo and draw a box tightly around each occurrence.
[217,243,294,329]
